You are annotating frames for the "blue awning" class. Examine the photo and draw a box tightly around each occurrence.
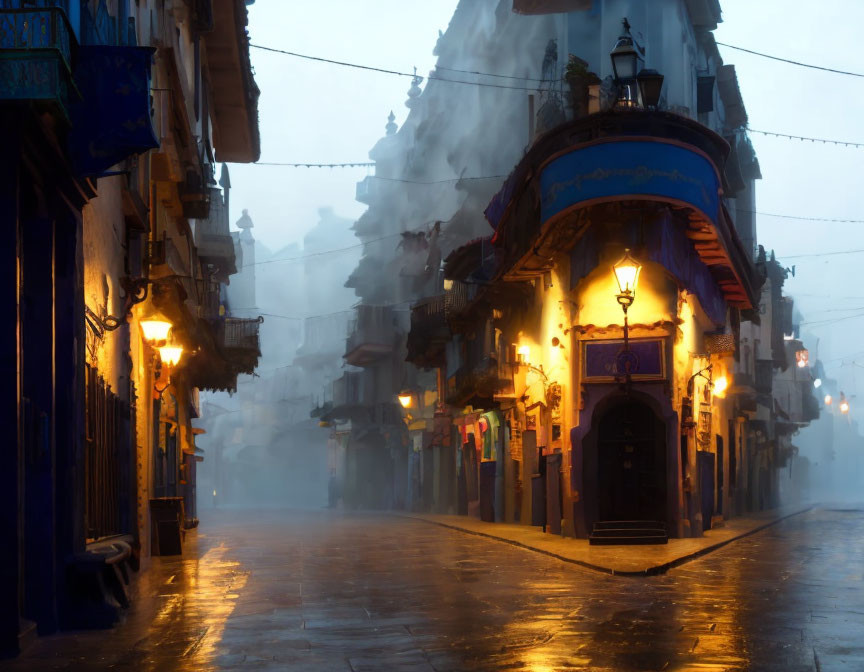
[68,45,159,176]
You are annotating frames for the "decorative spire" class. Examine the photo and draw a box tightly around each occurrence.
[236,208,254,230]
[385,110,398,136]
[405,67,423,109]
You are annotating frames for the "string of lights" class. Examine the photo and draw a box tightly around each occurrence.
[715,41,864,78]
[748,129,864,149]
[250,44,549,92]
[745,210,864,224]
[255,161,375,168]
[779,248,864,260]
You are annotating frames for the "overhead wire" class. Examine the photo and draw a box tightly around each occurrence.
[250,44,551,92]
[715,41,864,78]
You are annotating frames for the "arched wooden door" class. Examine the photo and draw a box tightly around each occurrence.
[596,399,667,522]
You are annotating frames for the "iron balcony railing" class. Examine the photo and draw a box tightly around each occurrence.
[223,317,262,352]
[0,5,77,117]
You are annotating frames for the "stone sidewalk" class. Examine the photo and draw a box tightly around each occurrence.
[398,504,814,576]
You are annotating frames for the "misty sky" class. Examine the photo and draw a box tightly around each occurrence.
[227,1,864,413]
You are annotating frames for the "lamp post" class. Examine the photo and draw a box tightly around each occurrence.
[610,18,644,108]
[612,248,642,354]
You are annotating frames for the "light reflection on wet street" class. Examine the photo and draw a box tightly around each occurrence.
[6,508,864,671]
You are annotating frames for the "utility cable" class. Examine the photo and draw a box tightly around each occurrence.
[250,44,550,92]
[716,41,864,78]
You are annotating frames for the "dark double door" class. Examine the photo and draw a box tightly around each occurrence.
[597,400,666,522]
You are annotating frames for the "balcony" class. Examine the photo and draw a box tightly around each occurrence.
[355,176,377,205]
[755,359,773,395]
[333,371,363,407]
[344,305,396,367]
[406,294,449,369]
[489,110,760,315]
[195,186,236,281]
[323,372,371,423]
[0,6,77,119]
[294,312,351,369]
[445,356,503,408]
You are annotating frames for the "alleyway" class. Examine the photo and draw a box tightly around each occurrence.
[7,508,863,672]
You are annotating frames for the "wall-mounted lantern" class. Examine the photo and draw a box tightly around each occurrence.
[141,319,172,344]
[824,394,833,406]
[397,389,414,409]
[795,349,809,368]
[840,392,850,414]
[158,344,184,367]
[814,378,822,389]
[516,344,531,365]
[713,375,728,397]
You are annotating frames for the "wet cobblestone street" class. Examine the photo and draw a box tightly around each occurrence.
[5,507,864,671]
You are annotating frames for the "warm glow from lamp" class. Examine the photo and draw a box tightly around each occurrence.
[517,345,531,362]
[141,319,172,342]
[824,394,833,406]
[398,392,413,409]
[797,359,807,368]
[795,349,809,368]
[612,249,642,297]
[713,376,728,397]
[840,400,850,414]
[814,378,822,389]
[158,345,184,367]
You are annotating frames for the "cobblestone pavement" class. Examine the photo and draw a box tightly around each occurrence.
[5,507,864,671]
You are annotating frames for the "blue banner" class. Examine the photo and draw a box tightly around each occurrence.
[68,45,158,176]
[540,140,720,225]
[582,338,666,381]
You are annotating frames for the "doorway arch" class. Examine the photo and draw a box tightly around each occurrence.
[595,397,667,523]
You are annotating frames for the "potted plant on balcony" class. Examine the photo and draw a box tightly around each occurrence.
[565,55,600,118]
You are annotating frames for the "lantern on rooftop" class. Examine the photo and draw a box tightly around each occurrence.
[636,68,664,109]
[610,18,644,107]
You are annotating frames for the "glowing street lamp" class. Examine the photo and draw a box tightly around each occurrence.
[840,392,850,414]
[824,394,833,406]
[141,319,172,343]
[158,344,184,367]
[814,378,822,389]
[397,390,414,409]
[713,375,728,397]
[613,248,642,309]
[612,249,642,357]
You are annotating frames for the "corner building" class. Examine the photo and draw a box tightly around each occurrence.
[407,0,818,540]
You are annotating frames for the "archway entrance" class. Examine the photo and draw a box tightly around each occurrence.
[597,398,667,522]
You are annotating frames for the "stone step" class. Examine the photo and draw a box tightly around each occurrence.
[593,520,666,531]
[589,534,669,546]
[590,527,667,538]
